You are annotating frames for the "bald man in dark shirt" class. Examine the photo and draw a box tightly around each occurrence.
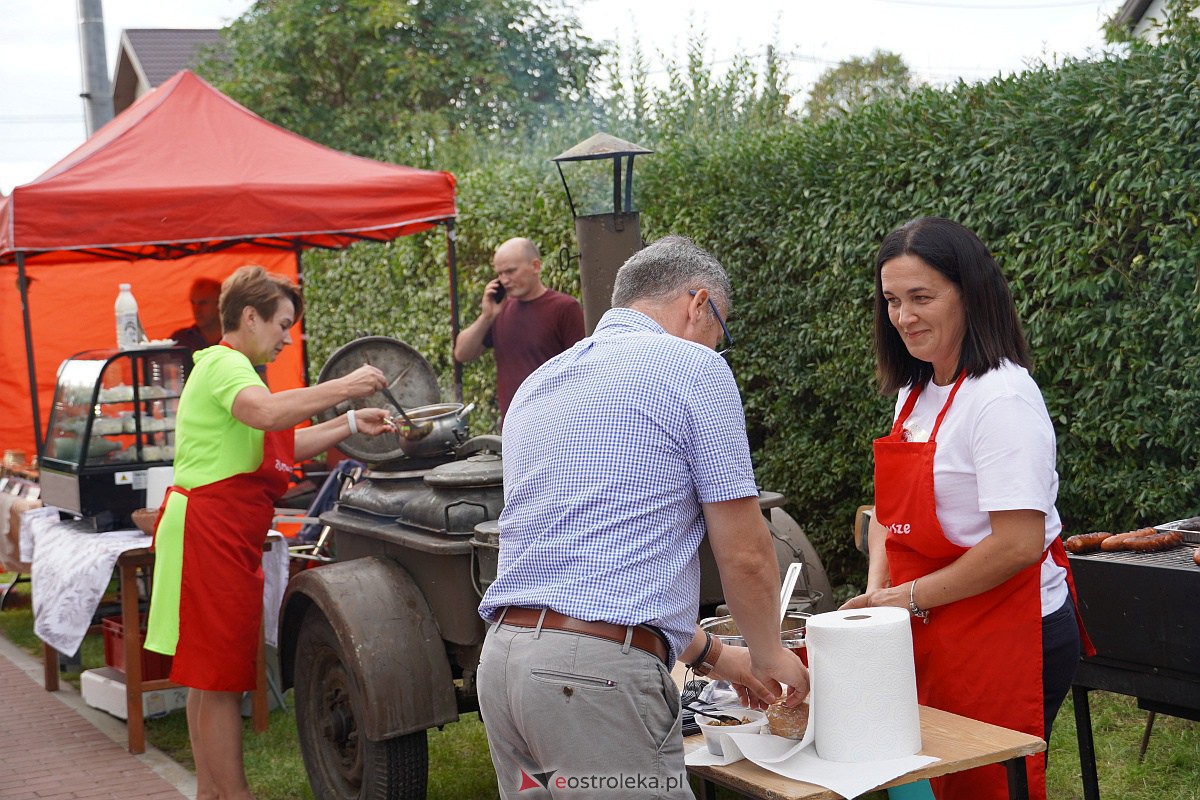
[454,238,584,420]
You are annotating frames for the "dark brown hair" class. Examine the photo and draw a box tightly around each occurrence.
[219,265,304,333]
[873,217,1031,393]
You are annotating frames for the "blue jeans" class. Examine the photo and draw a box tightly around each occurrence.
[1041,595,1081,744]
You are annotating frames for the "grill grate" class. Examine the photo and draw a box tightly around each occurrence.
[1071,543,1198,570]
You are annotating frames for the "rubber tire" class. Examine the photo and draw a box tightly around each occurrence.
[294,610,429,800]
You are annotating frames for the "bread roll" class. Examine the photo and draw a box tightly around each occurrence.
[766,700,809,740]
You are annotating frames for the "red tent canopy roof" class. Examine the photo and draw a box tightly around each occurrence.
[0,70,456,264]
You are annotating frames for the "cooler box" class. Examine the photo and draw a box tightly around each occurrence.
[101,615,173,680]
[81,667,188,720]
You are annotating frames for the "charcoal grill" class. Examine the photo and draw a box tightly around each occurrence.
[1068,543,1200,800]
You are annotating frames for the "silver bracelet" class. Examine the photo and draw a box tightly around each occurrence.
[346,410,358,435]
[908,578,930,624]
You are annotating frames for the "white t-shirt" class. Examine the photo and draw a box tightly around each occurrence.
[894,360,1068,616]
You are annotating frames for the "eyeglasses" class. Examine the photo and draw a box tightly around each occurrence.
[688,290,734,355]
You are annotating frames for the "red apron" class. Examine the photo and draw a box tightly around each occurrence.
[875,374,1056,800]
[155,426,294,691]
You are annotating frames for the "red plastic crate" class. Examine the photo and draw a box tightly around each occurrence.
[101,615,173,681]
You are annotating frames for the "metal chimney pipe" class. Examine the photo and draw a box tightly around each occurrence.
[77,0,113,134]
[552,133,654,335]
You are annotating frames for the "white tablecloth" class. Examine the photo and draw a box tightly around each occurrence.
[25,507,287,656]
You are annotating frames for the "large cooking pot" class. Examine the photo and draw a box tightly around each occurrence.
[396,402,475,459]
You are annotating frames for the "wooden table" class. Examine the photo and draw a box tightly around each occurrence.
[41,546,268,754]
[672,664,1045,799]
[684,705,1045,800]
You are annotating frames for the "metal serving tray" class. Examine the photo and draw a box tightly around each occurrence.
[1154,516,1200,544]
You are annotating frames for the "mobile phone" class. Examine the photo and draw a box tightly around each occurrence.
[491,283,506,302]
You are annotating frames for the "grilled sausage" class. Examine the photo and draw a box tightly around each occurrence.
[1121,531,1183,552]
[1193,547,1200,566]
[1065,532,1112,554]
[1099,527,1157,551]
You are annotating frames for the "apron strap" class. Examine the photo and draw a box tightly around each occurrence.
[1048,535,1097,657]
[929,371,968,441]
[892,371,969,439]
[891,384,925,434]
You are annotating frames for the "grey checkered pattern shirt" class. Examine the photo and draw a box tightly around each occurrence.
[478,307,758,664]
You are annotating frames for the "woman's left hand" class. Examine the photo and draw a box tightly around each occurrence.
[351,408,396,436]
[840,585,907,611]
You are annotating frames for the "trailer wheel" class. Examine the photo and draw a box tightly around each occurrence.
[295,611,429,800]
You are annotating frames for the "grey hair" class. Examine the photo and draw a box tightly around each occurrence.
[610,234,731,311]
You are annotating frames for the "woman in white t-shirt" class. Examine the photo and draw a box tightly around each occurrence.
[841,217,1091,800]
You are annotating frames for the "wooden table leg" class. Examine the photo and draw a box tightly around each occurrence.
[251,622,268,732]
[42,641,59,691]
[121,554,145,755]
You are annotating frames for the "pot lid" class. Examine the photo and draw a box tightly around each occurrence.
[424,453,503,488]
[315,336,440,464]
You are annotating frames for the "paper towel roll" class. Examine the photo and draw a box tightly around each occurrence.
[145,466,174,510]
[806,607,921,762]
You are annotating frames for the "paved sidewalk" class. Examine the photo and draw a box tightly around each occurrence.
[0,633,195,799]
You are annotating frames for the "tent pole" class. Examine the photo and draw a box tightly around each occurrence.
[16,253,44,458]
[446,219,462,404]
[295,248,310,385]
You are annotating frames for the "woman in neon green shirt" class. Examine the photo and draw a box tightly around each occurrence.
[146,266,394,800]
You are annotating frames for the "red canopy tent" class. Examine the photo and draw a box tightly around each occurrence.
[0,70,458,458]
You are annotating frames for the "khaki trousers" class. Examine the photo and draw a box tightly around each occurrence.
[478,621,692,799]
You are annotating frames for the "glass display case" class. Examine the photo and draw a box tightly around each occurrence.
[39,346,188,530]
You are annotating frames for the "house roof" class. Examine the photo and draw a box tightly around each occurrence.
[1115,0,1156,30]
[112,29,224,114]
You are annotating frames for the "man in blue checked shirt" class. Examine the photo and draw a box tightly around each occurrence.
[477,234,810,799]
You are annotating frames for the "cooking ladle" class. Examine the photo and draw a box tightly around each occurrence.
[685,704,744,725]
[380,384,434,440]
[362,356,433,440]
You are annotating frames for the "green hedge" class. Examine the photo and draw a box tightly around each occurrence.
[639,40,1200,585]
[303,37,1200,588]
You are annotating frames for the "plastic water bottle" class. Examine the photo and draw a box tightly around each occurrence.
[115,283,141,350]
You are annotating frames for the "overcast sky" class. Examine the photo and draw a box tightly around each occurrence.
[0,0,1128,194]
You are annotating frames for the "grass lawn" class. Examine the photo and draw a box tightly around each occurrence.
[3,573,1197,799]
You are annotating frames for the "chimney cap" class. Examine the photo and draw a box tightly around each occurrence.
[552,132,653,163]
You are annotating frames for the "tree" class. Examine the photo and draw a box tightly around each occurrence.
[202,0,605,164]
[803,49,913,122]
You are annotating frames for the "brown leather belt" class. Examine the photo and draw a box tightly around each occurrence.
[498,606,669,665]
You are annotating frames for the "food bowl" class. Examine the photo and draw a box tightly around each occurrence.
[131,508,159,536]
[696,707,767,756]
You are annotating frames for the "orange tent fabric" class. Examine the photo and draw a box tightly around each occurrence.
[0,249,303,457]
[0,70,457,457]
